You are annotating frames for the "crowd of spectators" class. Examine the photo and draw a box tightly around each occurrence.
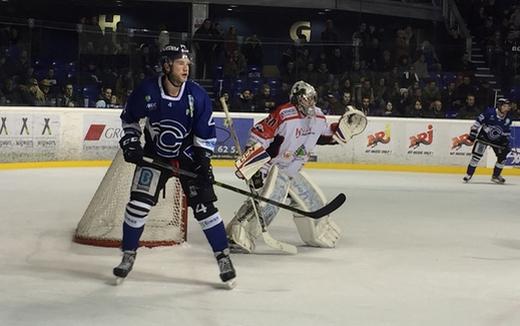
[1,8,520,120]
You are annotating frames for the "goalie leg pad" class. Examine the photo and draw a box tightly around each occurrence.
[226,200,262,253]
[288,171,342,248]
[226,166,290,252]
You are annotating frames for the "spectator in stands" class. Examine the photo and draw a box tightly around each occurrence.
[395,87,412,117]
[58,83,80,107]
[339,91,354,108]
[242,34,263,67]
[39,79,56,106]
[422,80,441,108]
[1,78,22,105]
[324,91,346,115]
[315,62,331,88]
[373,77,388,109]
[231,88,256,112]
[400,65,420,88]
[378,50,394,72]
[358,79,374,106]
[193,19,214,79]
[327,47,348,77]
[360,95,374,115]
[215,91,230,112]
[280,61,299,85]
[255,84,276,113]
[321,19,339,57]
[274,81,291,106]
[413,53,429,80]
[0,55,7,81]
[455,75,477,103]
[406,99,426,118]
[457,94,481,119]
[477,80,495,108]
[299,62,319,87]
[95,87,113,108]
[223,49,247,79]
[224,26,239,57]
[442,80,460,114]
[427,100,445,118]
[381,101,395,117]
[22,78,45,106]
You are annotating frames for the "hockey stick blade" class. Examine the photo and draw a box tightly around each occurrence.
[142,157,346,219]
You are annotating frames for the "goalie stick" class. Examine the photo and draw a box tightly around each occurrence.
[141,156,346,220]
[219,97,296,254]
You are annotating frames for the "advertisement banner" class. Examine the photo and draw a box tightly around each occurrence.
[405,122,435,157]
[214,117,254,159]
[82,113,122,159]
[0,112,60,161]
[364,121,394,155]
[506,126,520,167]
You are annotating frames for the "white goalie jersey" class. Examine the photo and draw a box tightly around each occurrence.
[249,102,335,177]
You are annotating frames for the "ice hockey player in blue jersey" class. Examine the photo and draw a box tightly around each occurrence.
[113,43,236,287]
[463,98,512,184]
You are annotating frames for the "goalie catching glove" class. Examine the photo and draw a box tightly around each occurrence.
[333,106,368,144]
[234,142,271,180]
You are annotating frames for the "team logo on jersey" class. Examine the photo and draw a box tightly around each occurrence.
[295,126,312,138]
[152,119,188,157]
[367,126,391,148]
[409,124,433,149]
[294,145,308,159]
[146,102,157,111]
[486,125,504,140]
[451,133,473,150]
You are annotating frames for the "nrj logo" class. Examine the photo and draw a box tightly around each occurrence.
[367,125,391,148]
[451,133,473,150]
[409,124,433,149]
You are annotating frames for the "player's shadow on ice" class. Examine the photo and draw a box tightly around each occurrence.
[494,238,520,251]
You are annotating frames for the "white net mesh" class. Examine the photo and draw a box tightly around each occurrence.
[74,150,187,247]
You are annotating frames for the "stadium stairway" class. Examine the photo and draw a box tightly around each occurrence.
[470,36,503,99]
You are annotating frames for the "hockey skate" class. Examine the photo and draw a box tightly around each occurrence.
[462,174,472,183]
[113,250,136,283]
[215,249,237,289]
[491,175,506,184]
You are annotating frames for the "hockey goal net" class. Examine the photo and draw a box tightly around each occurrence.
[74,150,188,247]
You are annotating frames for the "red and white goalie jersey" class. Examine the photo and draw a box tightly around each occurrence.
[249,102,335,176]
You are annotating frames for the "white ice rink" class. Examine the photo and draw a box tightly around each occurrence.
[1,166,520,326]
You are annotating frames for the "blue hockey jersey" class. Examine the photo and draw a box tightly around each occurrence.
[473,107,512,142]
[120,76,216,159]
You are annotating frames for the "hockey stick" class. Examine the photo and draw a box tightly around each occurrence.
[475,138,520,154]
[220,98,296,254]
[142,156,346,220]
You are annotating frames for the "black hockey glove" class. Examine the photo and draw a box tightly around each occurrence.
[119,133,143,164]
[468,128,478,142]
[193,147,215,186]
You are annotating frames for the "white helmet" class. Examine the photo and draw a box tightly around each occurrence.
[290,80,317,116]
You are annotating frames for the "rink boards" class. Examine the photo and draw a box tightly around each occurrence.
[0,106,519,173]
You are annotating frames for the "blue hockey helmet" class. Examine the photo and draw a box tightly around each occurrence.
[159,43,191,64]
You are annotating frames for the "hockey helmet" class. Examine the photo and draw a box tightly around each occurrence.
[497,97,512,115]
[290,80,317,116]
[159,43,191,64]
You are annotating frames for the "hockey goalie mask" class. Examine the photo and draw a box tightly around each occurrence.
[290,80,317,116]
